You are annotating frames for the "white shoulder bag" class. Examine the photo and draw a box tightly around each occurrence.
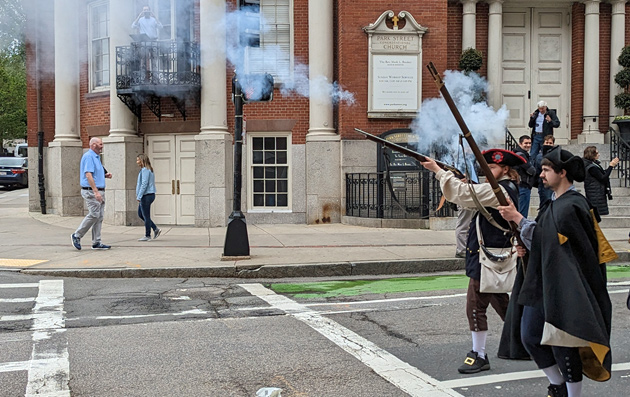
[477,215,518,293]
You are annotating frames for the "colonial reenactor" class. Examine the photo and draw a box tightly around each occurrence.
[419,149,524,374]
[499,146,614,397]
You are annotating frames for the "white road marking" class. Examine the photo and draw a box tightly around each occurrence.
[0,297,36,303]
[442,362,630,389]
[0,283,39,289]
[240,283,463,397]
[0,360,29,373]
[94,308,206,320]
[26,280,70,397]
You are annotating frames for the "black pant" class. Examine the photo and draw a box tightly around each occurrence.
[138,193,157,237]
[521,305,583,383]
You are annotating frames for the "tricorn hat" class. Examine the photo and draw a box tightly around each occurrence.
[542,145,585,182]
[482,149,526,167]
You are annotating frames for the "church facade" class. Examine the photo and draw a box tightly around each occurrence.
[25,0,630,226]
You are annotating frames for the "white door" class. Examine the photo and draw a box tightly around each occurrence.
[502,8,570,143]
[147,134,196,225]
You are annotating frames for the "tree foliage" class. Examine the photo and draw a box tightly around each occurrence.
[0,42,27,148]
[614,46,630,115]
[0,0,25,51]
[0,0,26,150]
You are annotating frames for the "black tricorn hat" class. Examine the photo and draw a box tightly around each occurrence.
[482,149,526,167]
[542,145,585,182]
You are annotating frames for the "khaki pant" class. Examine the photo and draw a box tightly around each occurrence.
[75,189,105,245]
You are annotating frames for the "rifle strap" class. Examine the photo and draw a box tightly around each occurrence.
[458,137,511,233]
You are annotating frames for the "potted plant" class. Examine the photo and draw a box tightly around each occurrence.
[459,48,485,103]
[459,48,483,73]
[613,45,630,141]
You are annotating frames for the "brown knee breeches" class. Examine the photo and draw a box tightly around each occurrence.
[466,278,509,331]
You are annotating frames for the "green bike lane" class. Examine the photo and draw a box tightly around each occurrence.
[269,264,630,299]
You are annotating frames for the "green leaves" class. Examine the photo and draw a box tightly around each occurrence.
[0,41,27,145]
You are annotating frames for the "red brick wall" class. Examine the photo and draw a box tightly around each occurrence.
[599,3,611,134]
[571,3,585,140]
[25,1,55,148]
[337,0,450,139]
[447,1,462,71]
[475,2,489,79]
[224,0,310,145]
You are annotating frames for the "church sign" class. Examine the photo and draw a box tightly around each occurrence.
[364,11,428,119]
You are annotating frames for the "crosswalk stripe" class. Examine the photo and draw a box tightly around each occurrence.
[241,283,464,397]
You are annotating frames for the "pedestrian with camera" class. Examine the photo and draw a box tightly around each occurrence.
[583,146,619,216]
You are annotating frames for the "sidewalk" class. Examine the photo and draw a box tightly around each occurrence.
[1,189,629,278]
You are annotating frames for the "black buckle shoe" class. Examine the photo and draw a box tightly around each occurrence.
[547,383,568,397]
[457,350,490,374]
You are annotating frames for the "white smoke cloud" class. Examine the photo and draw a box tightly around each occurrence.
[220,6,355,104]
[410,70,508,170]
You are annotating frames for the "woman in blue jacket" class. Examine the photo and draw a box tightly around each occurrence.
[136,154,161,241]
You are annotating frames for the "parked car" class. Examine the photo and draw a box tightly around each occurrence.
[14,143,27,157]
[0,157,28,188]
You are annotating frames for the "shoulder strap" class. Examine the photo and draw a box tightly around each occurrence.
[468,181,511,233]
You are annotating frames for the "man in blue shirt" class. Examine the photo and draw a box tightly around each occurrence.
[71,138,112,250]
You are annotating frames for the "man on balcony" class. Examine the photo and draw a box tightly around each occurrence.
[132,6,163,41]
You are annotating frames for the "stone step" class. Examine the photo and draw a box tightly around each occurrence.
[598,216,630,228]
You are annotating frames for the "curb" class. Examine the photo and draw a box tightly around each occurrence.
[15,251,630,279]
[19,258,467,279]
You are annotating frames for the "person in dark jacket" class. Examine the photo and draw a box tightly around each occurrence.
[529,101,560,158]
[533,135,556,209]
[513,135,537,217]
[419,149,524,375]
[583,146,619,216]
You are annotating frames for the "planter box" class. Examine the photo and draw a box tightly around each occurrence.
[612,119,630,142]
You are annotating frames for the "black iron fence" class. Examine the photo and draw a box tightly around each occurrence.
[116,41,201,89]
[345,171,455,219]
[610,127,630,187]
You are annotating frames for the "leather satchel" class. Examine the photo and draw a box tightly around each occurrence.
[476,216,518,294]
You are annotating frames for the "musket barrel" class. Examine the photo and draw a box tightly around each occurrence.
[354,128,465,179]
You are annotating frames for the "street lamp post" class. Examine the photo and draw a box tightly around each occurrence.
[223,73,274,258]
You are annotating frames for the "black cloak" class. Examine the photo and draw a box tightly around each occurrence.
[500,190,614,381]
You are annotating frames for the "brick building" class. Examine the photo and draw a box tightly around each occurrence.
[25,0,630,227]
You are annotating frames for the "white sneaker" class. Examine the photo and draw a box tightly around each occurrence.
[138,236,151,241]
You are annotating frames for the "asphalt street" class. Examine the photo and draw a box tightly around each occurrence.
[2,270,630,396]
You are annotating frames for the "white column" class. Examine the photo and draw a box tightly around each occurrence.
[609,1,627,120]
[48,0,83,216]
[195,0,232,227]
[461,0,478,50]
[306,0,340,224]
[52,0,80,143]
[199,0,228,136]
[580,0,602,142]
[108,0,138,137]
[307,0,336,140]
[486,0,503,109]
[104,0,142,225]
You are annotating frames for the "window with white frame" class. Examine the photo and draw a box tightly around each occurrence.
[248,133,291,210]
[243,0,293,82]
[88,1,110,91]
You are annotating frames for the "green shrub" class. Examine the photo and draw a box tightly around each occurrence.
[614,46,630,115]
[459,48,483,72]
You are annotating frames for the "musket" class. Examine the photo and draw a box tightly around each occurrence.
[426,62,525,249]
[354,128,466,180]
